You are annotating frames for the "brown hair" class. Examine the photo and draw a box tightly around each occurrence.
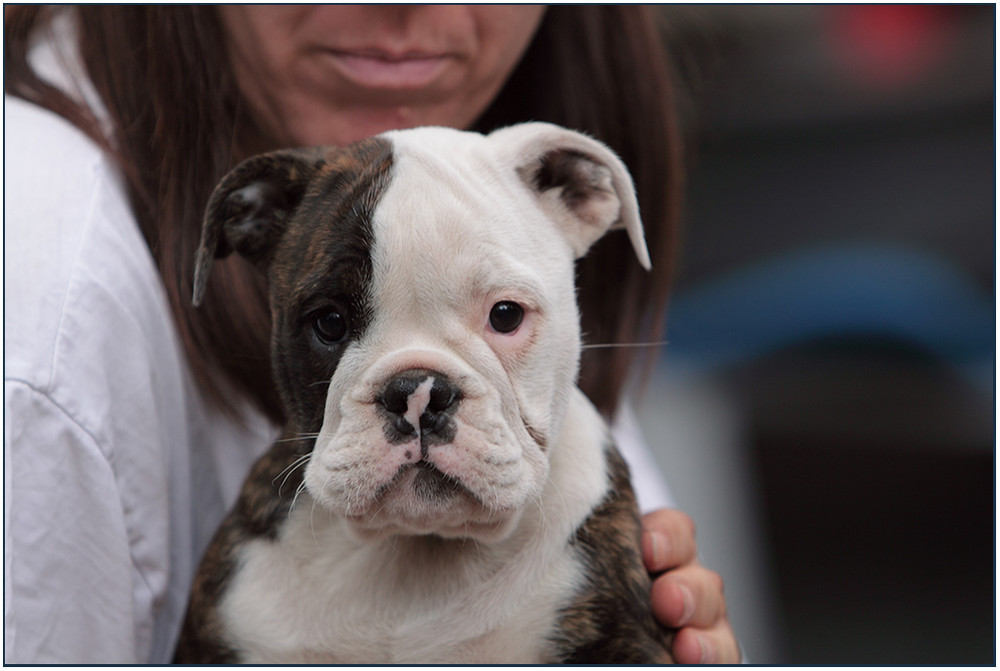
[5,5,682,422]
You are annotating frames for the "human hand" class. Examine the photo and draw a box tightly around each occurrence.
[642,509,741,664]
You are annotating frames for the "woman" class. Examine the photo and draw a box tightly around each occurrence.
[4,6,738,663]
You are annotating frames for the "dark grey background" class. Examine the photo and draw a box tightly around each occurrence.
[634,5,994,664]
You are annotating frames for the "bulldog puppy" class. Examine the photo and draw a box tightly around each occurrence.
[174,122,673,664]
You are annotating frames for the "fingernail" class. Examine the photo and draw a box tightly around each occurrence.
[643,530,667,568]
[677,582,695,626]
[695,633,716,664]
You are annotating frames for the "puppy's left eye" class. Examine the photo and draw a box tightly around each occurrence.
[489,301,524,334]
[313,308,349,345]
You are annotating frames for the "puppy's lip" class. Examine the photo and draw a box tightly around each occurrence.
[336,454,526,541]
[377,461,478,504]
[344,510,513,542]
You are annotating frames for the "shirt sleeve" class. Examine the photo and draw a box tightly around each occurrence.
[611,402,676,512]
[4,381,150,663]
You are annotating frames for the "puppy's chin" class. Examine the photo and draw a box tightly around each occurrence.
[338,467,524,543]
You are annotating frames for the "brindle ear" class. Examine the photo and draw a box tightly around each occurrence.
[192,147,331,306]
[489,122,651,271]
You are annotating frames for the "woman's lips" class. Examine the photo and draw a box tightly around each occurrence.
[326,48,452,89]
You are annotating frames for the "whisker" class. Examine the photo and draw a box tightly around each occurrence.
[272,433,320,445]
[274,453,313,496]
[310,494,320,547]
[289,479,308,515]
[580,340,669,350]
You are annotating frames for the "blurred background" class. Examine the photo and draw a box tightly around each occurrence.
[632,5,994,664]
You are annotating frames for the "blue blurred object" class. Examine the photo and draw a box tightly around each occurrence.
[663,243,994,392]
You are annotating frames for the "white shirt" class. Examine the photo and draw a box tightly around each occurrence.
[3,92,278,663]
[3,20,671,664]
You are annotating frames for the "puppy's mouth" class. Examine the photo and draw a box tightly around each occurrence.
[378,460,474,503]
[339,458,510,540]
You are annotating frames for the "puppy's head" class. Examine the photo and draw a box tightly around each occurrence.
[194,123,649,542]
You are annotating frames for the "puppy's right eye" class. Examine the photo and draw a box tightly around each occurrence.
[489,301,524,334]
[313,308,348,345]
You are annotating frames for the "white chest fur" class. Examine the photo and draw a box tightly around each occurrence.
[218,390,611,664]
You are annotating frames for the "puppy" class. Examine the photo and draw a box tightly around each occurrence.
[174,123,673,663]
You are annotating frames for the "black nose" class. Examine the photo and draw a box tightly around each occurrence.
[376,370,461,440]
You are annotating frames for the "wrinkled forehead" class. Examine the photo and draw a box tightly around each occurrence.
[369,131,568,295]
[270,129,572,320]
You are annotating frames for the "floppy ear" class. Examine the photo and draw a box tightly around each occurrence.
[192,147,330,306]
[489,122,651,270]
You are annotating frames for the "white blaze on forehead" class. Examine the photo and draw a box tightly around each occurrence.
[355,126,586,466]
[370,128,568,323]
[403,376,436,440]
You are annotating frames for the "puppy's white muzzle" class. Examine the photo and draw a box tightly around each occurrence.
[303,347,548,541]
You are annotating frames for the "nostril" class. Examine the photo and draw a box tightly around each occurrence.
[377,390,406,415]
[378,376,422,415]
[420,411,450,434]
[392,416,417,438]
[428,379,459,413]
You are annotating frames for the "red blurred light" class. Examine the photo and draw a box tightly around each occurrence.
[827,4,957,87]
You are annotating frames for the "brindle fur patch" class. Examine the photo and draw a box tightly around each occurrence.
[173,429,315,663]
[172,515,241,663]
[549,442,675,663]
[267,139,392,435]
[176,139,393,662]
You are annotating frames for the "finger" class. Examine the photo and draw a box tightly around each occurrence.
[672,619,742,665]
[650,564,726,629]
[641,509,697,573]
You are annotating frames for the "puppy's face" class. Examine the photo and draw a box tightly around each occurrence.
[194,124,649,542]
